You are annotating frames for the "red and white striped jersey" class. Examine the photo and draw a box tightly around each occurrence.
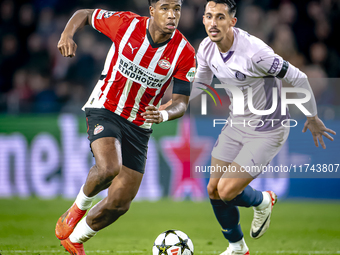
[82,9,196,129]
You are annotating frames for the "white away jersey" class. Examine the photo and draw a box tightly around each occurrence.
[192,27,317,133]
[83,10,196,129]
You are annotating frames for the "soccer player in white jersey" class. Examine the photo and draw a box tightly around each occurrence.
[54,0,195,254]
[190,1,336,254]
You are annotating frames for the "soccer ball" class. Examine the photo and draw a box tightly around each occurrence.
[152,230,194,255]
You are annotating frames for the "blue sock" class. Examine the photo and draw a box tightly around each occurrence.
[210,199,243,242]
[226,185,263,207]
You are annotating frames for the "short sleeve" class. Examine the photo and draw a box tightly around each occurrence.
[251,47,285,77]
[173,43,196,83]
[91,9,139,41]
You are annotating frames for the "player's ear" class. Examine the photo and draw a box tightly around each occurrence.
[149,5,154,17]
[230,17,237,27]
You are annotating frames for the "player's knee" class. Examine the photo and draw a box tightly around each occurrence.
[106,199,131,217]
[217,183,238,202]
[207,183,219,199]
[95,163,121,184]
[218,189,236,202]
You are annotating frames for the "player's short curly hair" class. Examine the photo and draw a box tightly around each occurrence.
[148,0,183,6]
[206,0,237,16]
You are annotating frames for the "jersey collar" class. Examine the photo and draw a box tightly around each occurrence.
[219,27,238,63]
[146,18,175,48]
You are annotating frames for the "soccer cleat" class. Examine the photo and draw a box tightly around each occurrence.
[220,245,250,255]
[60,238,86,255]
[56,203,87,240]
[250,191,277,239]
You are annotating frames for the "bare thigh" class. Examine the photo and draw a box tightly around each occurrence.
[217,162,254,201]
[83,137,122,196]
[208,157,254,201]
[207,157,230,200]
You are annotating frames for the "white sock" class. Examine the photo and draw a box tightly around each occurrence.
[69,217,97,243]
[229,238,248,251]
[255,191,271,210]
[75,185,96,210]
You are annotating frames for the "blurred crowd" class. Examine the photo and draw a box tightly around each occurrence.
[0,0,340,115]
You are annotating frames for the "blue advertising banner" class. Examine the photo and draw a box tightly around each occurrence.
[0,114,339,200]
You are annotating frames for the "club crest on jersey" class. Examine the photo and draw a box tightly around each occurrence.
[158,59,171,70]
[104,11,115,18]
[94,125,104,135]
[235,71,246,81]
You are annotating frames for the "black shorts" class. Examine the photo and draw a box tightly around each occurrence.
[85,108,152,174]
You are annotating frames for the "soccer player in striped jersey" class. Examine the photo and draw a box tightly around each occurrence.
[190,1,336,254]
[55,1,195,254]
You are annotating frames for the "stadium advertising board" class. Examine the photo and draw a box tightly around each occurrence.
[0,114,339,200]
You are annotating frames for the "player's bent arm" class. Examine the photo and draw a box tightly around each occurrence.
[282,63,336,147]
[141,94,188,124]
[142,77,190,123]
[58,9,94,57]
[163,93,189,121]
[159,99,172,111]
[251,49,318,116]
[281,63,317,117]
[158,77,190,121]
[251,48,336,147]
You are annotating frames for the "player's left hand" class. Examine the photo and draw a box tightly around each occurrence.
[302,116,336,149]
[141,105,163,124]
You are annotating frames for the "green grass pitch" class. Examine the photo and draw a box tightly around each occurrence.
[0,198,339,255]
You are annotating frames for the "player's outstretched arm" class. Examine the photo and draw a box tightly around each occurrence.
[58,9,94,58]
[141,94,189,124]
[302,115,336,149]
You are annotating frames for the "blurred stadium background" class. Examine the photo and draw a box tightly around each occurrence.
[0,0,340,253]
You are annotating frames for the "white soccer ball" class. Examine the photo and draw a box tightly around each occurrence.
[152,230,194,255]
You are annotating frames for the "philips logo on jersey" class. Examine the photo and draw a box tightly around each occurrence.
[118,58,166,88]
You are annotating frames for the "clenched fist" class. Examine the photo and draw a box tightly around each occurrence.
[141,105,163,124]
[57,35,77,58]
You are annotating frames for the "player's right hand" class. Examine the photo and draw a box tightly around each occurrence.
[57,35,77,58]
[302,116,336,149]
